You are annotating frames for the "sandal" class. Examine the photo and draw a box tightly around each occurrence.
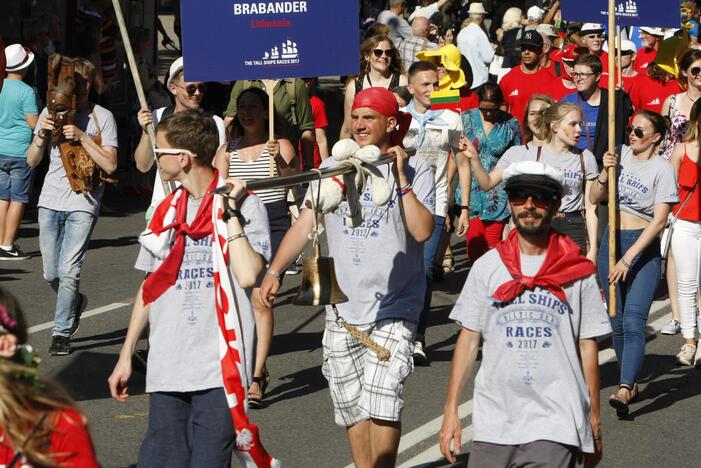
[609,383,637,417]
[442,254,455,274]
[248,369,271,409]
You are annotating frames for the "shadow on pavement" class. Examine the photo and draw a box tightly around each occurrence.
[89,235,140,250]
[0,267,31,282]
[263,365,327,407]
[53,351,145,402]
[269,331,323,356]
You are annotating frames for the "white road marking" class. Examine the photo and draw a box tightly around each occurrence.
[28,301,132,334]
[395,303,672,468]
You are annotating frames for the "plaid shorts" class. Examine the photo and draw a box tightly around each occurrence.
[321,319,416,427]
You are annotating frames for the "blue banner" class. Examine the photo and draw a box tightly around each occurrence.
[560,0,680,28]
[180,0,360,81]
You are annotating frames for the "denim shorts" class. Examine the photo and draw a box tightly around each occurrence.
[0,154,34,203]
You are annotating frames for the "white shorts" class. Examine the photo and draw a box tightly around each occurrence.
[321,319,416,427]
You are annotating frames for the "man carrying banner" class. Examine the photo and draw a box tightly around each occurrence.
[439,160,609,467]
[108,109,277,467]
[260,87,435,467]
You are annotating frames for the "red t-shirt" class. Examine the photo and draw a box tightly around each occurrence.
[551,79,578,100]
[621,73,642,95]
[628,75,682,113]
[500,66,558,122]
[634,47,657,73]
[0,409,99,467]
[310,95,328,168]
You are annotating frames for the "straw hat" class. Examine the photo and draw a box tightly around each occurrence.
[467,3,487,15]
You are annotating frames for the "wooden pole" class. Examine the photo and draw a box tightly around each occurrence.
[110,0,172,196]
[608,1,617,318]
[261,79,278,177]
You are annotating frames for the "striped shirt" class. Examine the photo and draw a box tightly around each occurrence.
[228,144,286,204]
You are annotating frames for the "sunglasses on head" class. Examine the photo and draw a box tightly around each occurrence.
[508,191,557,209]
[176,83,207,96]
[626,126,649,138]
[372,48,394,58]
[690,66,701,76]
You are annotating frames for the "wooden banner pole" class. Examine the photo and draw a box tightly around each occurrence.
[110,0,171,195]
[608,0,618,318]
[261,79,277,177]
[616,26,623,89]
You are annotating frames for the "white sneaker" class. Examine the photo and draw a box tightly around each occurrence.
[412,340,430,366]
[677,343,697,366]
[660,320,681,335]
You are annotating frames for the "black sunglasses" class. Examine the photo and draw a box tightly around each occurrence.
[479,106,499,113]
[626,126,648,138]
[372,48,394,58]
[508,191,557,209]
[690,66,701,76]
[176,83,207,96]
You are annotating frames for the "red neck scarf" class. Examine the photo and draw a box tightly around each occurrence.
[142,172,218,305]
[492,229,596,304]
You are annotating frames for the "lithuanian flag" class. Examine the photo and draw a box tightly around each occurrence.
[430,89,461,113]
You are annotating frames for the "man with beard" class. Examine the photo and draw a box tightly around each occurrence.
[439,160,609,468]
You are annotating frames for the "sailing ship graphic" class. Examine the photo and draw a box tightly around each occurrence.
[262,40,299,60]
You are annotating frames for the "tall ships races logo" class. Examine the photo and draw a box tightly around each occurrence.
[232,1,307,68]
[601,0,639,19]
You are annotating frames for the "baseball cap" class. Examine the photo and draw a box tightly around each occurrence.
[166,56,184,87]
[5,44,34,72]
[536,23,558,38]
[603,39,637,54]
[520,30,544,48]
[580,23,605,36]
[527,6,544,21]
[503,161,564,196]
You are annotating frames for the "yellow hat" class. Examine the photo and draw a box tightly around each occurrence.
[654,34,690,82]
[416,44,466,90]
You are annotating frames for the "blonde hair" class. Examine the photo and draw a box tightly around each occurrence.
[72,57,96,87]
[543,101,581,142]
[523,94,555,143]
[502,7,523,31]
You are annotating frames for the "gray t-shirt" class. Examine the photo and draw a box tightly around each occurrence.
[35,105,118,216]
[311,155,436,325]
[135,193,271,393]
[449,249,611,452]
[497,145,598,213]
[616,145,679,222]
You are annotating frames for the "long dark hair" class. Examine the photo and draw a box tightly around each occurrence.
[227,87,278,140]
[359,34,405,77]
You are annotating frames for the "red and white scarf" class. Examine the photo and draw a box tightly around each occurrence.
[140,171,279,467]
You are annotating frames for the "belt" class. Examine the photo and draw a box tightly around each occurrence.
[552,211,584,220]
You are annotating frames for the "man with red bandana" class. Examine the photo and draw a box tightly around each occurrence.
[439,160,609,467]
[260,87,436,467]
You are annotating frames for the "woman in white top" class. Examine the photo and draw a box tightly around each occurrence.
[214,87,295,409]
[461,101,599,262]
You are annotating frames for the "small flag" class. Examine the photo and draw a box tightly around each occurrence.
[430,89,461,113]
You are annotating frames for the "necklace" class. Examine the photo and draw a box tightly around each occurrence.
[686,91,699,103]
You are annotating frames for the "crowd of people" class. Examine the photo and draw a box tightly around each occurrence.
[2,0,701,466]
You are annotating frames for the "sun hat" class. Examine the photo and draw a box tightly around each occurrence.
[5,44,34,72]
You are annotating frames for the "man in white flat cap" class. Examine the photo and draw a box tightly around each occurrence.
[0,44,39,261]
[635,27,665,72]
[439,160,609,467]
[578,23,610,86]
[456,2,494,90]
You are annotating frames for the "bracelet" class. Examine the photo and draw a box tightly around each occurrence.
[621,257,631,268]
[597,177,608,185]
[265,268,282,278]
[226,232,247,243]
[460,205,469,211]
[593,434,603,441]
[399,182,412,191]
[399,188,413,197]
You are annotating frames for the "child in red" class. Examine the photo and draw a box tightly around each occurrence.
[302,77,329,168]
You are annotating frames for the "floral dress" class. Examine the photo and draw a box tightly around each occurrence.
[660,94,690,160]
[456,108,522,221]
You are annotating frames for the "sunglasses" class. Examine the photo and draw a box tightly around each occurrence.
[690,66,701,76]
[584,33,604,39]
[479,106,499,113]
[153,148,198,159]
[626,126,651,138]
[175,83,207,96]
[372,48,394,58]
[508,191,557,209]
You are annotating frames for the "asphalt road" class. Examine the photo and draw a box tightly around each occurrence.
[4,186,701,468]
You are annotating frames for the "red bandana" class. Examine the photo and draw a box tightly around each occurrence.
[492,229,596,304]
[142,173,218,305]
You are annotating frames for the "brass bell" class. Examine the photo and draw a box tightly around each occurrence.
[293,244,349,306]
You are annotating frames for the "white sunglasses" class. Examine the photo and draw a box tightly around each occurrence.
[153,148,198,159]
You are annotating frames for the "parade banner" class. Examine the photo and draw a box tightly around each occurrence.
[180,0,360,81]
[560,0,680,28]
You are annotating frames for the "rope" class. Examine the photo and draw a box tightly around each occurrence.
[332,305,391,361]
